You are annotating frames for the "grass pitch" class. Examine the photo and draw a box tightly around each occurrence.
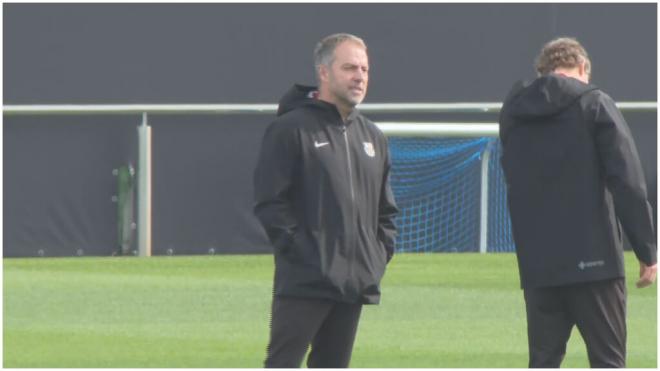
[3,252,657,368]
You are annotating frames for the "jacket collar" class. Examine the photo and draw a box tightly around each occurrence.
[309,99,361,126]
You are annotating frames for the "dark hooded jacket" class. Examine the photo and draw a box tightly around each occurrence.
[499,74,656,289]
[254,84,398,304]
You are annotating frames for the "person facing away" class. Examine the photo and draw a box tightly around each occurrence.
[498,37,657,368]
[253,33,398,368]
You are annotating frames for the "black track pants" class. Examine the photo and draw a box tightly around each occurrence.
[264,296,363,368]
[524,278,627,368]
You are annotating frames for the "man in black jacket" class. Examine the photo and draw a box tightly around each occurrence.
[499,37,656,368]
[253,33,398,368]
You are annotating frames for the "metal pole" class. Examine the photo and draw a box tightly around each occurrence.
[3,101,656,116]
[479,141,493,254]
[137,113,152,257]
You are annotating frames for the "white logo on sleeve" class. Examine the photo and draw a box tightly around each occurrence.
[314,141,329,148]
[363,142,375,157]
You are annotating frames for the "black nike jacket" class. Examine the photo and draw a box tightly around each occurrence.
[499,74,656,289]
[254,84,398,304]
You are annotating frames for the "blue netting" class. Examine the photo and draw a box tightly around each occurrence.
[487,141,515,252]
[388,137,515,253]
[389,138,487,252]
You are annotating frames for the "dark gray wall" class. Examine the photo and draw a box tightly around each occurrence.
[4,3,656,256]
[4,4,657,103]
[4,116,138,257]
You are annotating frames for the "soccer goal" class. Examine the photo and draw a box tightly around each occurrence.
[377,122,511,254]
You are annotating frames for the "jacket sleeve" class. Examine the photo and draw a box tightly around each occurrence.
[592,93,657,265]
[253,120,300,253]
[378,139,399,263]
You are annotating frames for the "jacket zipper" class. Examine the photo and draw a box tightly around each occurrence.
[342,125,356,203]
[342,124,357,299]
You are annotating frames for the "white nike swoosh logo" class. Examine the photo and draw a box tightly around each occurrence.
[314,141,329,148]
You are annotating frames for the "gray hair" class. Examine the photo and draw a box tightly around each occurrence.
[535,37,592,78]
[314,33,367,74]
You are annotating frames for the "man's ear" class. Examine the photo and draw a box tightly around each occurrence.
[318,64,329,83]
[578,61,588,82]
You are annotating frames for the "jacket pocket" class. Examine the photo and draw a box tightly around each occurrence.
[273,230,295,255]
[287,229,320,267]
[363,227,387,278]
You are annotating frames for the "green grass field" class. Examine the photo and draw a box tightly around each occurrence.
[3,252,657,368]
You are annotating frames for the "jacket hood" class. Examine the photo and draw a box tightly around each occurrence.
[276,84,319,116]
[505,74,599,119]
[277,84,361,123]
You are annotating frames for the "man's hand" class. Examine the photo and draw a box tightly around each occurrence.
[636,262,657,288]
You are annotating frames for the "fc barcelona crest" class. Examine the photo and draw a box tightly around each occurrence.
[363,142,375,157]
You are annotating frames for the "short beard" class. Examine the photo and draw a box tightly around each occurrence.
[336,89,362,108]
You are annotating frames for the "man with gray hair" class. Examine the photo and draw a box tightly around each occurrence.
[254,33,398,367]
[499,37,656,367]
